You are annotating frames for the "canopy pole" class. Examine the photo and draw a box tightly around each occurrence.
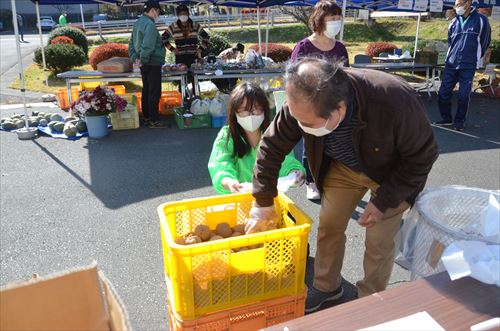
[413,12,421,59]
[80,4,85,29]
[35,0,47,72]
[11,0,30,130]
[265,8,270,58]
[340,0,347,41]
[257,6,262,54]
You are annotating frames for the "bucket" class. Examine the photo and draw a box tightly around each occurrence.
[85,115,109,138]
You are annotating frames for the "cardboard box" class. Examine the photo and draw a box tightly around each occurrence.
[0,264,130,331]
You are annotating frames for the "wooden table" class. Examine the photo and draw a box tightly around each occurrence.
[264,272,500,330]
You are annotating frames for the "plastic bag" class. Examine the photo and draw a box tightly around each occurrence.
[245,49,258,67]
[191,98,210,115]
[209,95,226,117]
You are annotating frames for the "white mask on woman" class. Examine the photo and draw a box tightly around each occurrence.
[178,15,189,23]
[236,114,265,132]
[324,20,342,39]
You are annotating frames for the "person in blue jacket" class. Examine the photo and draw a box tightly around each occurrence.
[435,0,491,131]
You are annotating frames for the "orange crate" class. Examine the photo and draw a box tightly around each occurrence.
[160,91,182,116]
[136,91,180,116]
[57,87,80,110]
[168,291,305,331]
[106,85,126,95]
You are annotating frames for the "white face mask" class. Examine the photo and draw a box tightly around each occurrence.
[297,112,343,137]
[236,114,265,133]
[179,15,189,23]
[455,6,466,15]
[324,21,342,39]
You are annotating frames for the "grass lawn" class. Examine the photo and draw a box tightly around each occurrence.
[10,19,499,94]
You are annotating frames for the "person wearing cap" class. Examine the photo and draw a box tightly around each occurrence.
[162,5,210,68]
[219,43,245,61]
[128,0,167,129]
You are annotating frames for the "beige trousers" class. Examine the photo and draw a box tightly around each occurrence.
[313,160,410,297]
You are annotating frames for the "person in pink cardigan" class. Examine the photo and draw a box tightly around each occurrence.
[290,0,350,200]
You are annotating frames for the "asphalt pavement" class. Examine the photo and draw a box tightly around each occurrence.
[0,93,499,330]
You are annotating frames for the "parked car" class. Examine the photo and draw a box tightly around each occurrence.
[37,16,56,30]
[92,14,107,22]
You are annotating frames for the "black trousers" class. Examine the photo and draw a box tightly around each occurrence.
[140,64,162,122]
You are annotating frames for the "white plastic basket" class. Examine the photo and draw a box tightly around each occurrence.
[397,186,499,279]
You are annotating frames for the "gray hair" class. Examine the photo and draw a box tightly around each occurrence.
[285,56,351,119]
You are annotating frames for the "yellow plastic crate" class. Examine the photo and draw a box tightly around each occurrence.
[109,106,139,130]
[158,193,312,321]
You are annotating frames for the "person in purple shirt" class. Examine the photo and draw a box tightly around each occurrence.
[290,0,350,200]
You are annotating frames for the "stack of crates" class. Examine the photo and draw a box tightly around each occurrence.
[158,193,312,330]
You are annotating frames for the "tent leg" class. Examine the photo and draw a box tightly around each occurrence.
[35,0,47,73]
[340,0,347,41]
[257,7,262,54]
[265,8,270,58]
[413,13,421,59]
[11,0,32,135]
[80,4,85,29]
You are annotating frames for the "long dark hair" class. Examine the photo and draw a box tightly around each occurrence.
[227,82,271,158]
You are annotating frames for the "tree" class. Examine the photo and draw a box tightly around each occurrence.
[52,4,70,14]
[280,6,313,32]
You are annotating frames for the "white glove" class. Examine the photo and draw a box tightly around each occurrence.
[245,203,278,234]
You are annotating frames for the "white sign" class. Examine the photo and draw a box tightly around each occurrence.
[414,0,428,11]
[430,0,444,12]
[358,9,370,20]
[398,0,414,10]
[493,6,500,21]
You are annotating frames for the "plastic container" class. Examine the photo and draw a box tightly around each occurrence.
[85,115,109,138]
[211,115,227,129]
[158,192,312,320]
[168,291,306,331]
[159,91,182,116]
[105,85,126,95]
[57,87,81,110]
[79,80,102,91]
[109,107,139,130]
[397,186,500,280]
[174,108,211,130]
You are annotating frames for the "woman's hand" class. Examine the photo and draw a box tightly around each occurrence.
[290,170,305,187]
[173,47,180,55]
[221,178,242,193]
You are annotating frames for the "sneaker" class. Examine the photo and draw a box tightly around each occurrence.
[453,123,465,131]
[305,285,344,313]
[148,121,167,129]
[140,118,151,126]
[306,183,321,201]
[432,119,453,126]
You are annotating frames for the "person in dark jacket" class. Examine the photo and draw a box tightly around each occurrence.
[435,0,491,131]
[162,4,209,68]
[128,0,166,129]
[247,57,438,313]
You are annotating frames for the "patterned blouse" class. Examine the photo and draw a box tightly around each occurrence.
[162,19,210,59]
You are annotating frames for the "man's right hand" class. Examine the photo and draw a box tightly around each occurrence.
[221,178,242,193]
[134,59,142,68]
[245,203,278,234]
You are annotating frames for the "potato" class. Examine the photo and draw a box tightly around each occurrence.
[194,224,211,242]
[174,237,186,245]
[231,231,242,237]
[216,222,232,238]
[209,235,223,241]
[232,223,245,234]
[238,247,248,252]
[185,235,202,245]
